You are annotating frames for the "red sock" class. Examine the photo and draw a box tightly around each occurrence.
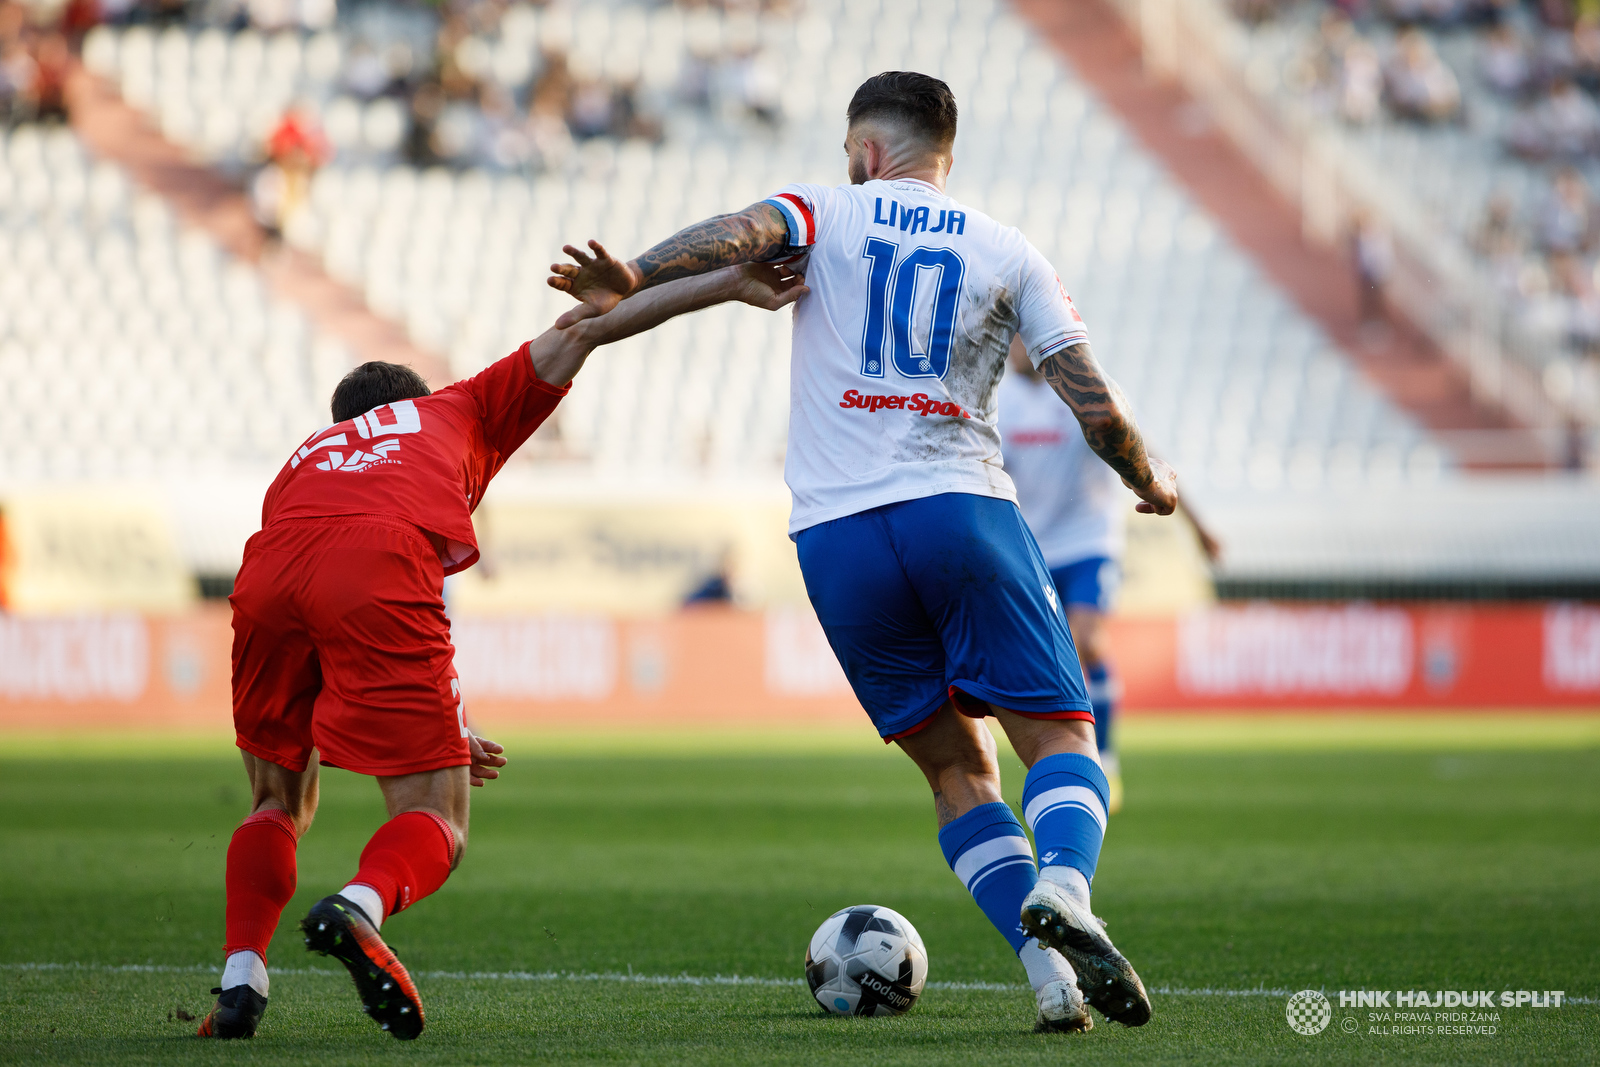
[346,811,456,921]
[223,809,300,963]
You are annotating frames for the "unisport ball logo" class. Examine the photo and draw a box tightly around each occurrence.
[1285,990,1332,1035]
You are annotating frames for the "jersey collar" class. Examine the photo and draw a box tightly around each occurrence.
[885,177,943,195]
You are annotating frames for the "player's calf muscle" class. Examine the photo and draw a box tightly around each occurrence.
[379,767,470,864]
[243,753,319,833]
[994,712,1097,769]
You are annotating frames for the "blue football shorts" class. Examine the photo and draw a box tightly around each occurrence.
[1049,556,1121,615]
[795,492,1093,741]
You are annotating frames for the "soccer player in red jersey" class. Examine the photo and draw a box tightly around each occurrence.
[198,262,806,1041]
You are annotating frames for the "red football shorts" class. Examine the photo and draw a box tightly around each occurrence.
[230,515,470,777]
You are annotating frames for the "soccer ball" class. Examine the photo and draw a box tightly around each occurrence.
[805,904,928,1016]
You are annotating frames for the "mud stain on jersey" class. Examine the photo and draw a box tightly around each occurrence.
[906,282,1019,467]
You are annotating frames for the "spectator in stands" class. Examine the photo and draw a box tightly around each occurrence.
[1551,252,1600,352]
[730,43,783,126]
[1287,11,1350,103]
[1288,11,1383,123]
[1571,15,1600,92]
[432,98,480,164]
[95,0,136,24]
[436,13,479,102]
[566,62,615,140]
[1383,0,1446,27]
[1342,36,1386,123]
[60,0,100,42]
[252,105,330,245]
[1509,78,1600,158]
[30,32,69,122]
[1352,209,1396,325]
[247,0,294,33]
[1384,29,1462,122]
[1474,192,1525,293]
[1534,17,1577,80]
[611,74,663,142]
[1231,0,1288,24]
[341,40,391,101]
[1538,167,1598,254]
[0,38,36,124]
[479,84,535,171]
[683,550,736,606]
[529,47,577,133]
[401,80,445,168]
[1480,23,1532,95]
[1535,0,1577,31]
[526,90,574,171]
[1562,415,1590,470]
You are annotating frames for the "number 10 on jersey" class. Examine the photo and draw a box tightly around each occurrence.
[860,238,966,382]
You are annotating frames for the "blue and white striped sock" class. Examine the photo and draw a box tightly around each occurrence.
[937,802,1037,953]
[1022,753,1110,887]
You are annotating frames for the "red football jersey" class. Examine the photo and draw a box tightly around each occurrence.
[261,343,568,575]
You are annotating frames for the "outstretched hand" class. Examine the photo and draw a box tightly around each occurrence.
[468,734,507,787]
[1129,457,1179,516]
[548,239,641,328]
[731,262,809,310]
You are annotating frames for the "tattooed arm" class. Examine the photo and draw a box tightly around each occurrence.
[548,203,792,327]
[527,251,808,387]
[1039,342,1178,516]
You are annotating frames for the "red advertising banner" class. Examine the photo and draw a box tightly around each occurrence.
[2,602,1597,732]
[1110,603,1600,709]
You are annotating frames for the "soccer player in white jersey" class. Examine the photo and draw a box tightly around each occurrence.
[549,72,1175,1033]
[999,340,1220,815]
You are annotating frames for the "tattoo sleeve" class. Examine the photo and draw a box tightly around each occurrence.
[1039,342,1154,490]
[633,203,790,289]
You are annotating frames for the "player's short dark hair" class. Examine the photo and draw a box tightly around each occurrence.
[331,361,432,422]
[846,71,959,148]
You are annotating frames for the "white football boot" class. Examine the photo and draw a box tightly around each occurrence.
[1020,938,1093,1033]
[1020,873,1152,1027]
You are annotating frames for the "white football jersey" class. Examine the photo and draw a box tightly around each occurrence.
[764,178,1089,534]
[996,369,1128,568]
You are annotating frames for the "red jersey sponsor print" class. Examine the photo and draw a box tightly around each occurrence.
[839,389,973,419]
[1007,430,1066,446]
[262,343,569,575]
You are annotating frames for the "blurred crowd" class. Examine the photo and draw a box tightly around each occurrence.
[1270,0,1600,156]
[1283,9,1468,126]
[1235,0,1600,402]
[6,0,795,165]
[0,0,74,124]
[1475,165,1600,357]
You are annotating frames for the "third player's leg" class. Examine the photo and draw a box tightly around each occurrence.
[1065,608,1108,680]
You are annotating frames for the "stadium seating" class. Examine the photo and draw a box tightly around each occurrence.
[1221,3,1600,379]
[0,123,342,486]
[66,0,1440,492]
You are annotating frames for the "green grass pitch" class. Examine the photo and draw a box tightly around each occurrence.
[1,718,1596,1065]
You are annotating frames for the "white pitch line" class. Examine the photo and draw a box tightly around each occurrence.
[2,963,1592,1003]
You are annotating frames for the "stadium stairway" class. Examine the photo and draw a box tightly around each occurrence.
[1013,0,1544,468]
[61,60,449,389]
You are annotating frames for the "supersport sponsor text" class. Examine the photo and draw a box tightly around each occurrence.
[839,389,973,418]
